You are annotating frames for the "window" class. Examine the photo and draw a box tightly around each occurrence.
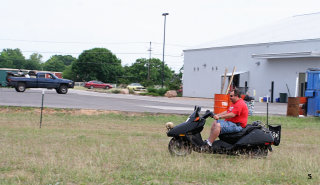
[38,74,45,78]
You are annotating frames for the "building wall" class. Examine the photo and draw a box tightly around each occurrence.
[183,40,320,100]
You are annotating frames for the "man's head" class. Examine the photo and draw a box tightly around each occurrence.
[229,89,241,103]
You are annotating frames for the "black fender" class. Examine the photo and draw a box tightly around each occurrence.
[235,129,274,146]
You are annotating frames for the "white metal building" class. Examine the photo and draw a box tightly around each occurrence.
[183,12,320,100]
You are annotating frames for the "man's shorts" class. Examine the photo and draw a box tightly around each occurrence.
[217,120,243,134]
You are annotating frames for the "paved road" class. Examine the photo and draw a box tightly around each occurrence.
[0,88,287,115]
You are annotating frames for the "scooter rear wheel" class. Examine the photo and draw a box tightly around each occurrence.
[168,137,192,156]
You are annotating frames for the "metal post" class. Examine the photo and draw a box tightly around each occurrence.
[40,90,45,128]
[267,96,269,127]
[162,13,169,88]
[271,81,274,103]
[148,41,151,81]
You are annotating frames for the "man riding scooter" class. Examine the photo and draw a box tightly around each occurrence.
[203,89,248,148]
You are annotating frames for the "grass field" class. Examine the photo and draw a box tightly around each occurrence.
[0,106,319,184]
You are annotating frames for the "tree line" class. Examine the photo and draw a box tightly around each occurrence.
[0,48,182,89]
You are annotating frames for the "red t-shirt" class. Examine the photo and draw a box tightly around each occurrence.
[225,99,248,128]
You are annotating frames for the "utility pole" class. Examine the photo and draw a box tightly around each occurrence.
[162,13,169,88]
[147,41,152,81]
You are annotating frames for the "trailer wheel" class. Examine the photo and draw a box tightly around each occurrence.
[15,82,26,92]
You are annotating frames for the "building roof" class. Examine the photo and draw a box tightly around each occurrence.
[186,12,320,51]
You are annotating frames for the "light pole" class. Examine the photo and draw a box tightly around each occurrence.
[148,41,152,81]
[161,13,169,88]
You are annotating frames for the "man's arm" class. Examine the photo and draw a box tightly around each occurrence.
[217,111,228,116]
[214,112,236,120]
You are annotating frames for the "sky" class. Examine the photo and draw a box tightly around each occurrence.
[1,0,320,72]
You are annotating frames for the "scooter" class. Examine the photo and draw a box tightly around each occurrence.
[166,106,281,157]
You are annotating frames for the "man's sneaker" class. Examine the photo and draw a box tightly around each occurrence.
[203,139,208,145]
[201,140,212,153]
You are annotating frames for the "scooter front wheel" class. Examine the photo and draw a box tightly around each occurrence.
[168,137,192,156]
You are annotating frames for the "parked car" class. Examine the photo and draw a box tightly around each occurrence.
[127,83,146,91]
[84,81,112,89]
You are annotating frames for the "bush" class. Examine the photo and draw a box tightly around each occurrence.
[145,87,169,96]
[147,87,157,93]
[177,91,182,97]
[139,92,160,96]
[157,88,169,96]
[129,89,134,94]
[111,90,120,94]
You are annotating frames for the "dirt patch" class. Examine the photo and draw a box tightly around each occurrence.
[169,96,213,101]
[35,108,123,115]
[0,106,173,116]
[74,88,212,101]
[78,109,120,115]
[0,106,117,115]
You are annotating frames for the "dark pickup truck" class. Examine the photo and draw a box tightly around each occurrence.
[7,72,74,94]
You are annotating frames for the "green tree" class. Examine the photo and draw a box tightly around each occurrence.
[43,59,65,72]
[44,55,77,72]
[0,54,12,68]
[167,69,182,90]
[29,53,42,62]
[43,55,76,72]
[72,48,123,82]
[124,58,174,87]
[118,65,133,84]
[0,48,25,69]
[49,55,76,66]
[62,65,75,80]
[24,53,42,70]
